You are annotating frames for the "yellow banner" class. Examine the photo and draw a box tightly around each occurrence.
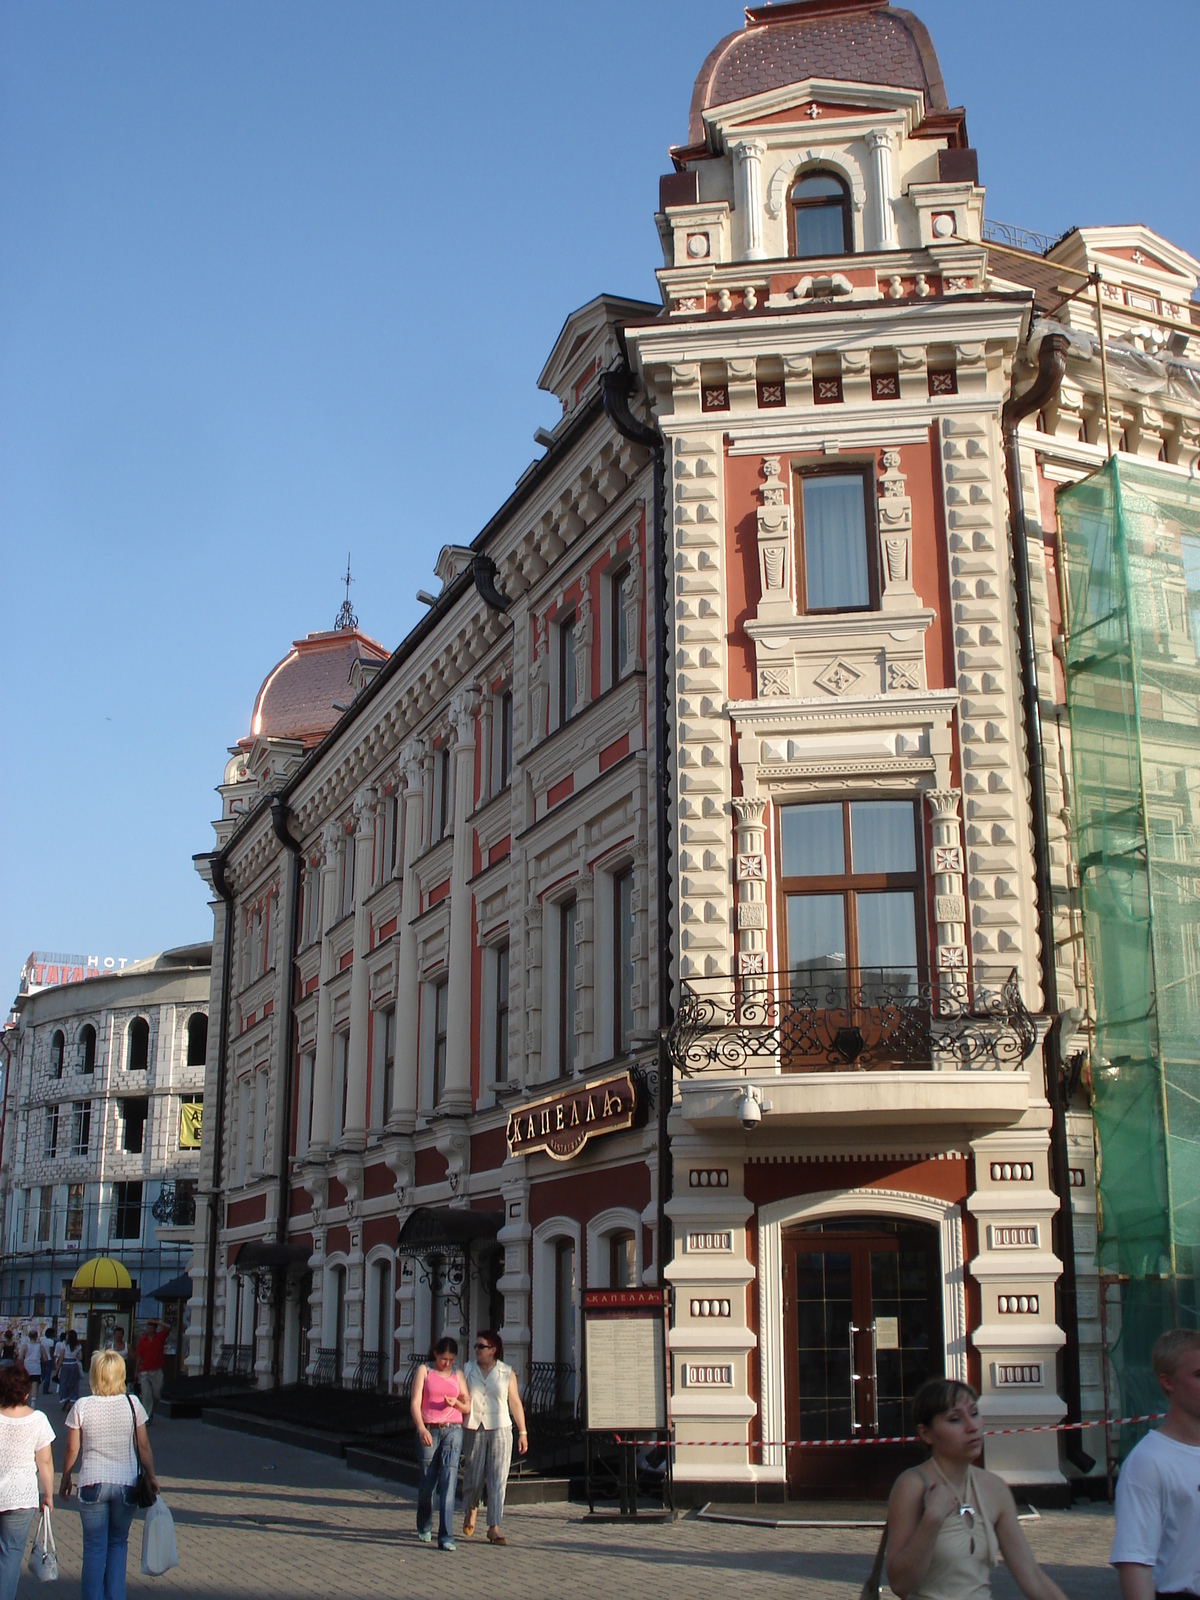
[179,1101,203,1149]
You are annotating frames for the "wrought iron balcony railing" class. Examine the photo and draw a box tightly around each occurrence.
[151,1182,196,1228]
[668,968,1037,1076]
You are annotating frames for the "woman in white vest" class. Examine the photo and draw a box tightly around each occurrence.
[461,1330,528,1545]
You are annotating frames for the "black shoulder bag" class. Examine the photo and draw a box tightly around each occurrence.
[127,1397,157,1508]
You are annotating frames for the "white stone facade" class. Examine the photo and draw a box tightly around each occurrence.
[0,947,210,1321]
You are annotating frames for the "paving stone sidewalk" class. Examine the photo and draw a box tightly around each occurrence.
[15,1402,1120,1600]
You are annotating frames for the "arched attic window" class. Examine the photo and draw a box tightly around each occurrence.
[80,1025,97,1075]
[50,1031,65,1078]
[186,1013,208,1067]
[128,1017,150,1072]
[790,170,853,259]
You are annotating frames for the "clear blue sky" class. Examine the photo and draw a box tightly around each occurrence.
[2,0,1196,993]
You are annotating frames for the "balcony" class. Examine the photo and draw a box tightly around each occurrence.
[151,1182,197,1229]
[667,969,1040,1134]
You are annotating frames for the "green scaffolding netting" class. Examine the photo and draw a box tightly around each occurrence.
[1059,456,1200,1450]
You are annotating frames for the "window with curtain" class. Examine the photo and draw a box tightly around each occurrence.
[779,798,922,1006]
[790,170,852,258]
[432,980,449,1103]
[559,900,578,1076]
[797,470,874,612]
[610,1230,637,1288]
[65,1184,84,1242]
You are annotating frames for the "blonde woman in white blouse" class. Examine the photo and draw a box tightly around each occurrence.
[0,1359,54,1600]
[60,1350,158,1600]
[461,1329,528,1545]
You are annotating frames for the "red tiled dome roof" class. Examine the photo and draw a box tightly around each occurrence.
[688,0,948,145]
[246,628,388,748]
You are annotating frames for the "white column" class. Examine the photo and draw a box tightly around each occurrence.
[440,689,480,1112]
[308,821,342,1153]
[389,740,425,1131]
[867,129,897,250]
[341,786,376,1147]
[732,138,767,260]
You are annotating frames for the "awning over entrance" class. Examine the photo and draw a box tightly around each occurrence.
[232,1241,312,1274]
[149,1275,193,1301]
[396,1207,504,1255]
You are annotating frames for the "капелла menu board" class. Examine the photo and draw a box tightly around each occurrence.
[585,1315,666,1430]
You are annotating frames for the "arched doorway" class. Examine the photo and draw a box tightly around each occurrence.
[782,1216,943,1497]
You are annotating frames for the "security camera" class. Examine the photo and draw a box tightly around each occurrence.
[736,1085,766,1131]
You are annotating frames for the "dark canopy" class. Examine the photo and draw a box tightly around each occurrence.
[232,1241,311,1273]
[397,1206,504,1255]
[149,1274,193,1301]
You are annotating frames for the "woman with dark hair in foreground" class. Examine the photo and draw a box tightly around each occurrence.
[886,1378,1070,1600]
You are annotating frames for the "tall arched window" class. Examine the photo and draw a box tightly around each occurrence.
[186,1013,208,1067]
[50,1031,65,1078]
[554,1238,576,1405]
[128,1017,150,1072]
[80,1025,97,1075]
[790,170,853,259]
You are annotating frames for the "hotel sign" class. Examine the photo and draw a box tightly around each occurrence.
[506,1070,638,1161]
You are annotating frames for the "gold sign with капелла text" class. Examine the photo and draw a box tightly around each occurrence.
[505,1070,638,1161]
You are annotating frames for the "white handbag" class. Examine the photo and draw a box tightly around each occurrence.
[140,1496,179,1577]
[27,1506,57,1583]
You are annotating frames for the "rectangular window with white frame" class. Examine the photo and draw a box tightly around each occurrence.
[558,612,577,727]
[558,899,578,1077]
[43,1105,58,1160]
[372,1009,395,1129]
[340,831,356,920]
[485,942,510,1086]
[297,1051,315,1158]
[608,563,630,689]
[254,1070,268,1172]
[335,1031,350,1136]
[613,867,636,1056]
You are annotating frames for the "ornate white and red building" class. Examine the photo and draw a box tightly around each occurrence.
[186,0,1200,1501]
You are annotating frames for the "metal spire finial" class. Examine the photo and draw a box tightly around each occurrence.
[335,553,358,631]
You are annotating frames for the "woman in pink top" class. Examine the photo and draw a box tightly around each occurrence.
[409,1337,469,1550]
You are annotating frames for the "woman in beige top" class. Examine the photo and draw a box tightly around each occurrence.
[887,1379,1069,1600]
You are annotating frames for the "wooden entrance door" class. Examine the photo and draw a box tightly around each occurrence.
[782,1220,942,1498]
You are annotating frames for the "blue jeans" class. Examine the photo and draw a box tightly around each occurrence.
[78,1483,137,1600]
[417,1423,463,1546]
[0,1507,35,1600]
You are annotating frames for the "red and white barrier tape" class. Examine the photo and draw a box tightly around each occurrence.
[660,1413,1166,1449]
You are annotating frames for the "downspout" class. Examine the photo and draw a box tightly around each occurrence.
[1002,329,1094,1474]
[601,365,673,1290]
[203,850,236,1378]
[270,796,302,1383]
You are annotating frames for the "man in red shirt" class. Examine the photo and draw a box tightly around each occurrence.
[133,1319,169,1421]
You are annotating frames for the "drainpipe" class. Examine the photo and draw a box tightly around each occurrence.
[600,365,673,1290]
[270,796,302,1382]
[202,850,235,1378]
[1002,329,1093,1475]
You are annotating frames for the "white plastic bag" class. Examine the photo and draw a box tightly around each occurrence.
[27,1506,57,1582]
[140,1497,179,1577]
